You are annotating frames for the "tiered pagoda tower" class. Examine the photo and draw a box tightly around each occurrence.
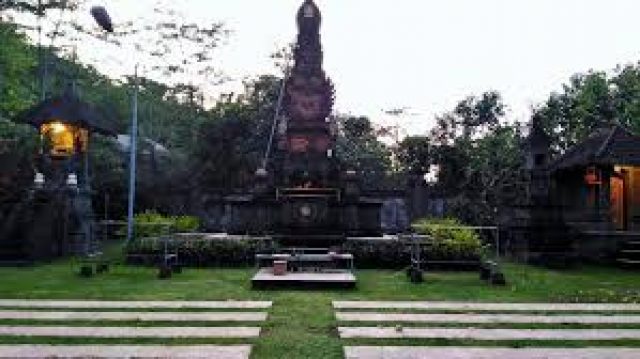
[279,0,336,189]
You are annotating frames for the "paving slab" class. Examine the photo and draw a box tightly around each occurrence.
[0,326,260,338]
[0,345,251,358]
[336,312,640,324]
[344,346,640,359]
[0,310,267,322]
[333,301,640,312]
[338,327,640,340]
[0,300,272,309]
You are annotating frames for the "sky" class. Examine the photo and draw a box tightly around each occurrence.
[39,0,640,135]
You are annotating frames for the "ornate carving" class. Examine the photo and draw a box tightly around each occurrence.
[284,0,335,126]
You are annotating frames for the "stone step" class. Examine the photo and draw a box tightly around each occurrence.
[0,310,267,322]
[344,346,640,359]
[0,300,272,309]
[0,345,251,359]
[336,312,640,324]
[617,258,640,266]
[0,326,260,338]
[338,327,640,340]
[333,301,640,312]
[252,268,356,289]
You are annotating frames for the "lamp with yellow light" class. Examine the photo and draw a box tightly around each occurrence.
[40,121,89,158]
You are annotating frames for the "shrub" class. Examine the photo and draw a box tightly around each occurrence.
[126,230,482,269]
[118,211,201,239]
[411,217,483,260]
[126,235,268,267]
[173,215,201,233]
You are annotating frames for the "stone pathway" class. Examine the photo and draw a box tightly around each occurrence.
[0,345,251,359]
[339,327,640,340]
[0,325,261,338]
[0,310,267,322]
[0,299,272,309]
[344,346,640,359]
[335,301,640,358]
[337,312,640,324]
[334,301,640,312]
[0,300,271,358]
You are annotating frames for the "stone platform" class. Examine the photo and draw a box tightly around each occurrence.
[0,345,252,359]
[344,347,640,359]
[251,268,356,289]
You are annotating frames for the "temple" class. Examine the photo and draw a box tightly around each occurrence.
[501,121,640,266]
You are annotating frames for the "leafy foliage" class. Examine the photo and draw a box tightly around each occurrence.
[0,0,76,14]
[127,233,482,268]
[120,210,200,239]
[423,91,524,224]
[191,75,281,190]
[126,235,264,267]
[534,64,640,153]
[412,217,484,260]
[335,115,393,188]
[396,135,430,175]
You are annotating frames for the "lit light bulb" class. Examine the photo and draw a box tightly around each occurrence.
[50,122,67,134]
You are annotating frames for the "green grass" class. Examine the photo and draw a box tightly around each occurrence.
[0,259,638,359]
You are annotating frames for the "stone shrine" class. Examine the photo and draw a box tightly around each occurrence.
[226,0,382,244]
[231,0,383,287]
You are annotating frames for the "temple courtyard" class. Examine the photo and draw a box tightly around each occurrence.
[0,260,636,358]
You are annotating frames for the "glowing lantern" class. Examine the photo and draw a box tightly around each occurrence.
[40,121,89,158]
[584,166,601,185]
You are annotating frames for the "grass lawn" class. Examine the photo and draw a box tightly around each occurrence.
[0,257,638,358]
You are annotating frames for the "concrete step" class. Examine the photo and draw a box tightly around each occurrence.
[0,310,268,322]
[344,347,640,359]
[0,300,273,309]
[252,268,356,289]
[333,301,640,312]
[338,327,640,340]
[336,312,640,324]
[0,345,251,359]
[0,326,261,338]
[617,258,640,267]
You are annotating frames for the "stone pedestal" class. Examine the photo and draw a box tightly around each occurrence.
[273,260,287,276]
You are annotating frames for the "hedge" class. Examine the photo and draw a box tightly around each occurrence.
[125,230,482,269]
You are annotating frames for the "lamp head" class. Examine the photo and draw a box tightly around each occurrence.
[90,6,114,33]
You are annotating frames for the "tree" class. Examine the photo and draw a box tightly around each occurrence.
[533,68,640,153]
[335,115,392,188]
[0,1,75,14]
[190,75,281,191]
[396,136,431,175]
[611,65,640,132]
[3,0,228,104]
[425,91,521,225]
[0,22,38,119]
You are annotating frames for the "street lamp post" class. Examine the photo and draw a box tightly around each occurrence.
[126,66,139,244]
[91,6,138,244]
